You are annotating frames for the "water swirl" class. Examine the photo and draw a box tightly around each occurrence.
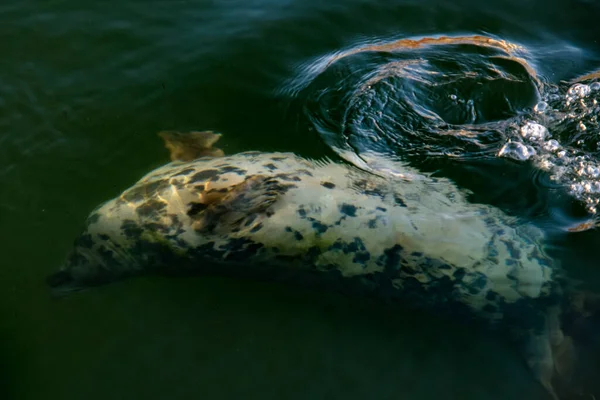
[290,34,600,222]
[300,36,539,161]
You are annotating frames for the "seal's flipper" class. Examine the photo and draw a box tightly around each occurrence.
[158,130,224,161]
[515,305,572,400]
[191,175,288,233]
[523,331,559,399]
[522,294,600,399]
[552,335,575,380]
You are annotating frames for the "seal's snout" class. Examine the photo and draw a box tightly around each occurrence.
[45,269,85,297]
[46,247,95,295]
[46,270,73,288]
[48,225,130,295]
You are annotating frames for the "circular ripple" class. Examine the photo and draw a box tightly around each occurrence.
[301,35,541,165]
[290,35,600,221]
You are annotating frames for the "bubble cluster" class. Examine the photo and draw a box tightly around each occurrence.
[502,79,600,213]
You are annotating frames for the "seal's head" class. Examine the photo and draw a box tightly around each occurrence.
[47,192,183,294]
[48,131,228,294]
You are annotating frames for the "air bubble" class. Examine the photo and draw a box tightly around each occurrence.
[571,183,582,194]
[537,157,552,170]
[585,165,600,178]
[548,94,561,101]
[534,101,548,113]
[567,83,591,99]
[449,94,457,101]
[543,139,560,152]
[585,181,600,193]
[591,82,600,91]
[519,122,548,141]
[498,141,536,161]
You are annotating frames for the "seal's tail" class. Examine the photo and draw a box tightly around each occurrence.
[554,292,600,398]
[524,291,600,399]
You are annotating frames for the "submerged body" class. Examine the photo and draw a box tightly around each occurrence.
[50,132,589,398]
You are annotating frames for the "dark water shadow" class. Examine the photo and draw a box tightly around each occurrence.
[20,276,549,400]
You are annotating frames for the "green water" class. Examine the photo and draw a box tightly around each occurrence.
[2,1,600,399]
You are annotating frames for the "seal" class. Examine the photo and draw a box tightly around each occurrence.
[48,131,597,399]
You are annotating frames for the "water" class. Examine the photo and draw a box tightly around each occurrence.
[2,0,600,399]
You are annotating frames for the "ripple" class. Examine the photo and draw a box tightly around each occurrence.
[300,35,541,168]
[293,35,600,218]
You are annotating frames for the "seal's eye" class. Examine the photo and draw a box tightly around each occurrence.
[187,202,208,216]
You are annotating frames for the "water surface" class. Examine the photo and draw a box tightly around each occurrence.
[2,0,600,399]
